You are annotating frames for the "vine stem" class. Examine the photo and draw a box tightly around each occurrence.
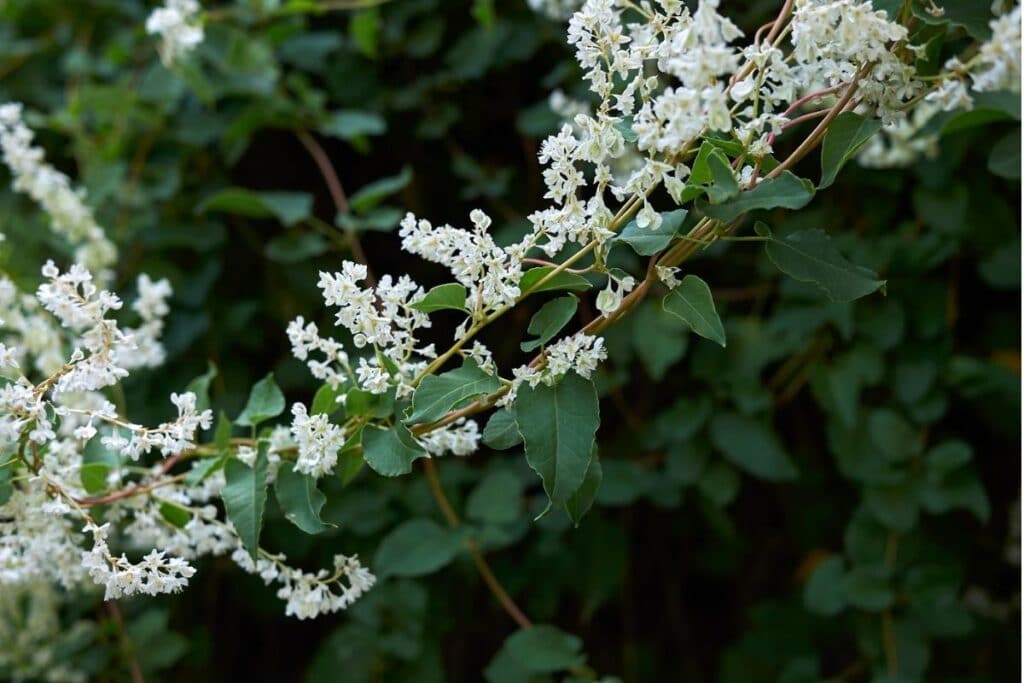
[295,129,376,285]
[422,458,532,629]
[106,601,146,683]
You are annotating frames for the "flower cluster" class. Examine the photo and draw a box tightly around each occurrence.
[81,522,196,600]
[146,0,205,66]
[289,402,347,478]
[232,548,375,620]
[0,103,116,277]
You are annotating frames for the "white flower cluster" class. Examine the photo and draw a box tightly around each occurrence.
[146,0,205,66]
[231,548,375,620]
[400,209,524,315]
[289,402,346,478]
[863,3,1021,167]
[0,103,116,277]
[81,522,196,600]
[501,332,607,406]
[0,581,91,682]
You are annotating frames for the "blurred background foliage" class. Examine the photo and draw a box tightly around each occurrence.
[0,0,1019,681]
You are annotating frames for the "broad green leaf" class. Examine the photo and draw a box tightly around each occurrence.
[467,470,524,525]
[336,429,365,485]
[706,149,741,203]
[236,373,285,427]
[519,267,592,295]
[259,192,314,226]
[699,171,815,222]
[349,7,380,58]
[80,462,110,494]
[697,461,741,507]
[275,462,333,534]
[374,518,462,577]
[482,409,523,450]
[223,443,269,561]
[764,228,886,302]
[159,502,191,529]
[197,188,313,226]
[410,283,468,313]
[320,110,386,140]
[614,117,638,142]
[348,167,412,213]
[842,565,894,611]
[406,360,502,424]
[988,129,1020,179]
[196,188,272,218]
[709,413,798,481]
[185,454,227,488]
[488,625,585,679]
[214,410,232,450]
[513,373,600,514]
[344,388,395,419]
[362,424,428,476]
[264,232,328,263]
[819,112,883,189]
[184,362,217,414]
[521,295,578,351]
[311,383,345,416]
[662,275,726,347]
[614,208,688,256]
[565,453,602,526]
[803,556,847,616]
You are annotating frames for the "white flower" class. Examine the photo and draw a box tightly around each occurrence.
[146,0,205,66]
[289,403,346,478]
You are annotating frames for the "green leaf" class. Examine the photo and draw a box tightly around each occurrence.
[565,453,602,526]
[410,283,468,313]
[344,388,395,419]
[362,424,428,477]
[159,502,191,529]
[614,117,638,142]
[311,383,345,416]
[197,188,313,226]
[374,518,462,578]
[80,462,110,494]
[320,110,386,140]
[513,373,600,515]
[803,556,847,616]
[222,443,269,561]
[196,188,272,218]
[467,470,524,525]
[487,625,585,680]
[521,295,578,352]
[184,362,217,414]
[259,192,315,226]
[482,409,523,450]
[842,565,894,611]
[349,7,380,58]
[264,232,328,263]
[186,454,227,488]
[764,228,886,302]
[662,275,726,347]
[699,171,815,222]
[705,149,741,203]
[275,462,333,534]
[348,167,412,213]
[988,129,1021,179]
[819,112,883,189]
[519,267,592,295]
[214,410,232,450]
[697,461,741,507]
[709,413,798,481]
[336,430,365,485]
[236,373,286,428]
[614,209,688,256]
[406,360,502,424]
